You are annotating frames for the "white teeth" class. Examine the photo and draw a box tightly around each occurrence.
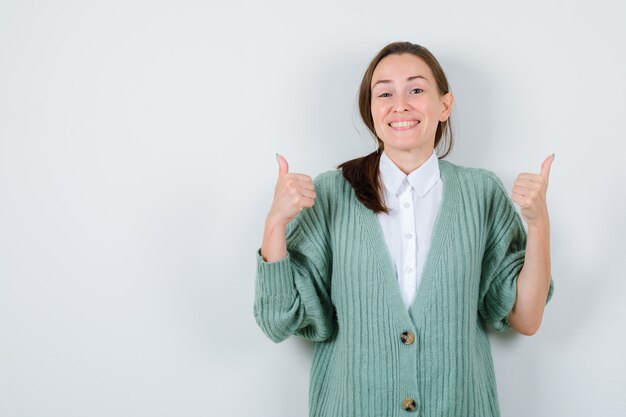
[390,120,419,128]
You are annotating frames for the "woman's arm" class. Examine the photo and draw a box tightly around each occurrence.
[507,154,554,336]
[507,221,551,335]
[254,154,337,343]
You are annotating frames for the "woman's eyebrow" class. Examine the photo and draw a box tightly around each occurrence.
[372,75,429,88]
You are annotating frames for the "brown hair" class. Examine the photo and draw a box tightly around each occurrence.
[337,41,454,213]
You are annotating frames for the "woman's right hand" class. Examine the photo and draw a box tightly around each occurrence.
[266,153,317,228]
[260,154,316,262]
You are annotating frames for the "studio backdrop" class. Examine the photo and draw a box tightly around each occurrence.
[0,1,624,416]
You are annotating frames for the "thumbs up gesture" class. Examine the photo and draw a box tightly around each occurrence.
[511,154,554,228]
[266,153,317,228]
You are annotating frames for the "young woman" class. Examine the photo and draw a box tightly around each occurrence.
[254,41,555,417]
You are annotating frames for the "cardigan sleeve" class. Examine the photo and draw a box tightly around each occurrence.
[477,171,555,333]
[253,173,336,343]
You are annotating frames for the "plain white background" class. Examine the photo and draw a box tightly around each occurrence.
[1,1,625,416]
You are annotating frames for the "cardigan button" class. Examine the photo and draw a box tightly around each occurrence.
[402,398,417,412]
[400,331,415,345]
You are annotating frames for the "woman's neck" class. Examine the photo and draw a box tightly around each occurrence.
[384,147,435,175]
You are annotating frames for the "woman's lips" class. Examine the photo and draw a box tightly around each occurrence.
[388,120,420,130]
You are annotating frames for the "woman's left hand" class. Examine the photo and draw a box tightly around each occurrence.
[511,154,554,228]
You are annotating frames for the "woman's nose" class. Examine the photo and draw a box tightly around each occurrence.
[393,95,409,112]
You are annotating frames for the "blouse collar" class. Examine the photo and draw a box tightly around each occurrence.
[379,149,440,198]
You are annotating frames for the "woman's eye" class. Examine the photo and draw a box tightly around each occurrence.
[378,92,391,98]
[411,88,423,94]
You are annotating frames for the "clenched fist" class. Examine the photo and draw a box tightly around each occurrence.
[266,153,317,228]
[511,154,554,228]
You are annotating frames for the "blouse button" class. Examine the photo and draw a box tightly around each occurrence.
[405,233,413,239]
[403,202,410,208]
[400,331,415,345]
[402,398,417,412]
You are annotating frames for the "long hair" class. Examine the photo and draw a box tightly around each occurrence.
[337,42,454,213]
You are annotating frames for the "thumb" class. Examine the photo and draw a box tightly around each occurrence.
[540,153,555,181]
[276,153,289,177]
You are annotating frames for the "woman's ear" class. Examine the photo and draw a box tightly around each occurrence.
[439,92,454,122]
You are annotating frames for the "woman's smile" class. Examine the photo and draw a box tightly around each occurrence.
[388,120,420,130]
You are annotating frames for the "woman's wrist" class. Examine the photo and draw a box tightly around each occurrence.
[261,215,289,262]
[265,213,289,231]
[527,216,550,235]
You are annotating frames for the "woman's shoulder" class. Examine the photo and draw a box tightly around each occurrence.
[314,168,343,183]
[313,169,350,191]
[440,159,507,195]
[308,169,357,209]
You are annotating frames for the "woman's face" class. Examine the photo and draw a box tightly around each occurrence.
[370,53,453,158]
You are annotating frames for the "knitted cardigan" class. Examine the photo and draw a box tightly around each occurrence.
[253,159,555,417]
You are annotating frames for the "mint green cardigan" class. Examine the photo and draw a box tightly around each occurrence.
[253,159,555,417]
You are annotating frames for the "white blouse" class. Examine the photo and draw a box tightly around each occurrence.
[376,149,443,310]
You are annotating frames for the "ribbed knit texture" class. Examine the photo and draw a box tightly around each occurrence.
[253,160,555,417]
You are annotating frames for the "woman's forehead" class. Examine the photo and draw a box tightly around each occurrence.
[372,54,433,86]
